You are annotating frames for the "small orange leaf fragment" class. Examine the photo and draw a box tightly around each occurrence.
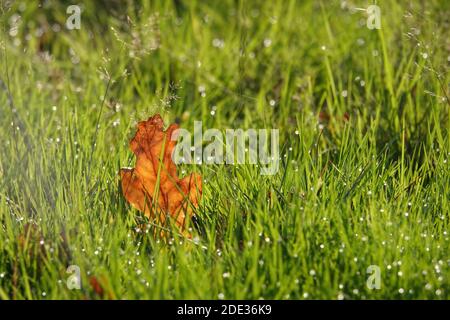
[120,114,202,237]
[88,275,114,299]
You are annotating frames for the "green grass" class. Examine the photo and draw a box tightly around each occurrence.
[0,0,449,299]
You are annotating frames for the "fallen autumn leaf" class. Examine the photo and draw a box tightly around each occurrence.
[120,114,202,237]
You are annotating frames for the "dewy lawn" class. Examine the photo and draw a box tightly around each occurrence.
[0,0,449,300]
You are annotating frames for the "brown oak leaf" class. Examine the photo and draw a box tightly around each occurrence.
[120,114,202,237]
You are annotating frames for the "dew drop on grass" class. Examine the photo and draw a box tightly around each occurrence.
[212,38,224,48]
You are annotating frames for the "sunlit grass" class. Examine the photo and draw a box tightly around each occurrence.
[0,0,449,299]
